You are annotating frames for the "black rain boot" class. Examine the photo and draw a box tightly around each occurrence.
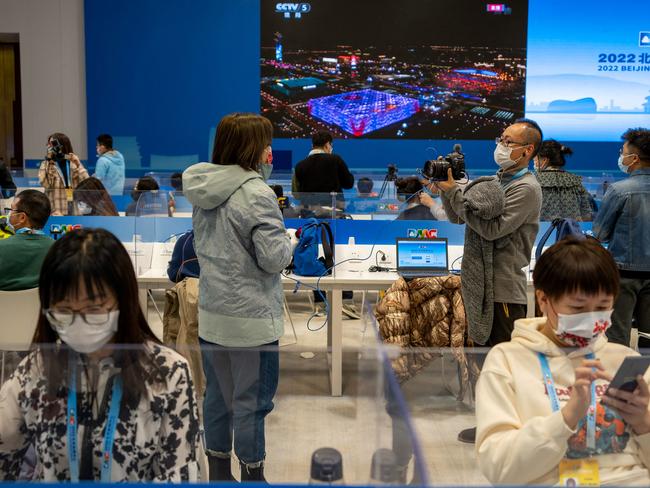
[208,455,237,482]
[240,461,267,484]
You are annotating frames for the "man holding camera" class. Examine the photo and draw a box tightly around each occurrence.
[436,120,543,443]
[38,133,89,215]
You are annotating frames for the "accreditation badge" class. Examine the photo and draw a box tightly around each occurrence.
[559,458,600,487]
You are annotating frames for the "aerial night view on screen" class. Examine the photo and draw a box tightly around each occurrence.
[261,0,528,139]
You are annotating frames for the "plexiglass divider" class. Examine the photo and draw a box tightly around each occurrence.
[0,334,429,484]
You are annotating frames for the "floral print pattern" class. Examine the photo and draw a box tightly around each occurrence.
[0,344,200,481]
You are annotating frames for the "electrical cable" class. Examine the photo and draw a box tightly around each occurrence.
[285,191,424,331]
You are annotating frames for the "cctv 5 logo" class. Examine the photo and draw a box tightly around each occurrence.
[407,228,438,238]
[275,3,311,18]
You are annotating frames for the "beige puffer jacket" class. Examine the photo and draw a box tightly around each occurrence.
[375,275,470,399]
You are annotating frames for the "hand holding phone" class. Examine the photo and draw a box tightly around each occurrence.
[606,356,650,393]
[602,356,650,435]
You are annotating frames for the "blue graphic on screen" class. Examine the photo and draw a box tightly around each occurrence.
[308,90,420,137]
[526,0,650,141]
[398,240,447,269]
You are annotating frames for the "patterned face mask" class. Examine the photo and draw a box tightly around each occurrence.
[554,310,613,348]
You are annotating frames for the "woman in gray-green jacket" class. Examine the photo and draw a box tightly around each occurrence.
[183,113,292,483]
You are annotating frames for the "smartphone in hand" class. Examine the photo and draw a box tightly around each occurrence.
[606,356,650,394]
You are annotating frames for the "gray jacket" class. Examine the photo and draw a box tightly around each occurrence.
[441,170,542,310]
[456,177,506,345]
[183,163,292,347]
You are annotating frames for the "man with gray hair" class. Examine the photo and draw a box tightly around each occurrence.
[436,119,543,443]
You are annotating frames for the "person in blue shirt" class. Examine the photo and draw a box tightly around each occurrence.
[167,230,200,282]
[94,134,125,196]
[594,127,650,348]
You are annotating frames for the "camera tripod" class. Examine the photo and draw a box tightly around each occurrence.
[378,165,398,199]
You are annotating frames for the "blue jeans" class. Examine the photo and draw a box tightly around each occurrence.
[200,338,279,465]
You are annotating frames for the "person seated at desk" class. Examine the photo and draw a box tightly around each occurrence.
[395,177,436,220]
[476,238,650,486]
[270,184,299,218]
[73,177,119,216]
[357,177,377,198]
[167,230,200,283]
[125,176,160,216]
[0,228,201,481]
[0,189,53,291]
[0,158,16,198]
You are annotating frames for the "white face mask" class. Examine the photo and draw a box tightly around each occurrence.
[50,310,119,354]
[77,201,92,215]
[494,143,522,170]
[617,154,633,174]
[554,309,613,349]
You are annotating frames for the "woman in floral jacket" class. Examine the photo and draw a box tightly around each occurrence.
[38,133,89,215]
[0,228,201,481]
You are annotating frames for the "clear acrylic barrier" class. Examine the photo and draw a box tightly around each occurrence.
[0,335,427,484]
[133,192,172,278]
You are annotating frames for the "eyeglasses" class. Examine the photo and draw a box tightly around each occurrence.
[44,307,116,327]
[495,136,528,148]
[3,207,23,216]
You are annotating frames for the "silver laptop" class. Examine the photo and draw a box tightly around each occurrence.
[396,237,449,279]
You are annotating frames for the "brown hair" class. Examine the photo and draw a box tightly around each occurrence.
[47,132,74,155]
[73,177,119,216]
[533,237,619,300]
[210,113,272,172]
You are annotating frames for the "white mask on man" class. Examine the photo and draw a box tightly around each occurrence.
[493,143,522,170]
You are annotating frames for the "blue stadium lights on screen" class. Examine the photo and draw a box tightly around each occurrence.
[307,89,419,137]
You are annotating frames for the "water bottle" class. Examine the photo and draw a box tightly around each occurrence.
[369,448,398,484]
[309,447,344,485]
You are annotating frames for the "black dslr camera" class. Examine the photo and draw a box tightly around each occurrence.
[48,138,66,160]
[422,144,466,181]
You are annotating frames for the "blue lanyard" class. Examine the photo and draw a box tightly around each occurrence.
[512,167,529,180]
[67,355,123,482]
[66,160,72,188]
[16,228,44,235]
[538,352,597,451]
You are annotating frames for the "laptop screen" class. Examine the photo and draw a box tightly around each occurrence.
[397,238,448,270]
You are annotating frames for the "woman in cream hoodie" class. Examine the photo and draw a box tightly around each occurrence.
[476,238,650,485]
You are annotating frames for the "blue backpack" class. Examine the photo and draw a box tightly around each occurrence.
[535,218,585,261]
[291,219,335,276]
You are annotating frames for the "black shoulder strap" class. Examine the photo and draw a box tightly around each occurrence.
[535,219,560,262]
[319,222,335,270]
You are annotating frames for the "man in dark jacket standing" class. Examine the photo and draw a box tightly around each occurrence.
[293,131,358,318]
[294,131,354,209]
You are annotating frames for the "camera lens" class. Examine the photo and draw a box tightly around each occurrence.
[423,159,450,181]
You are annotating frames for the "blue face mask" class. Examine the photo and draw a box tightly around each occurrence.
[260,163,273,181]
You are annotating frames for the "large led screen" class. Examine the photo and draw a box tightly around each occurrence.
[525,0,650,141]
[261,0,529,139]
